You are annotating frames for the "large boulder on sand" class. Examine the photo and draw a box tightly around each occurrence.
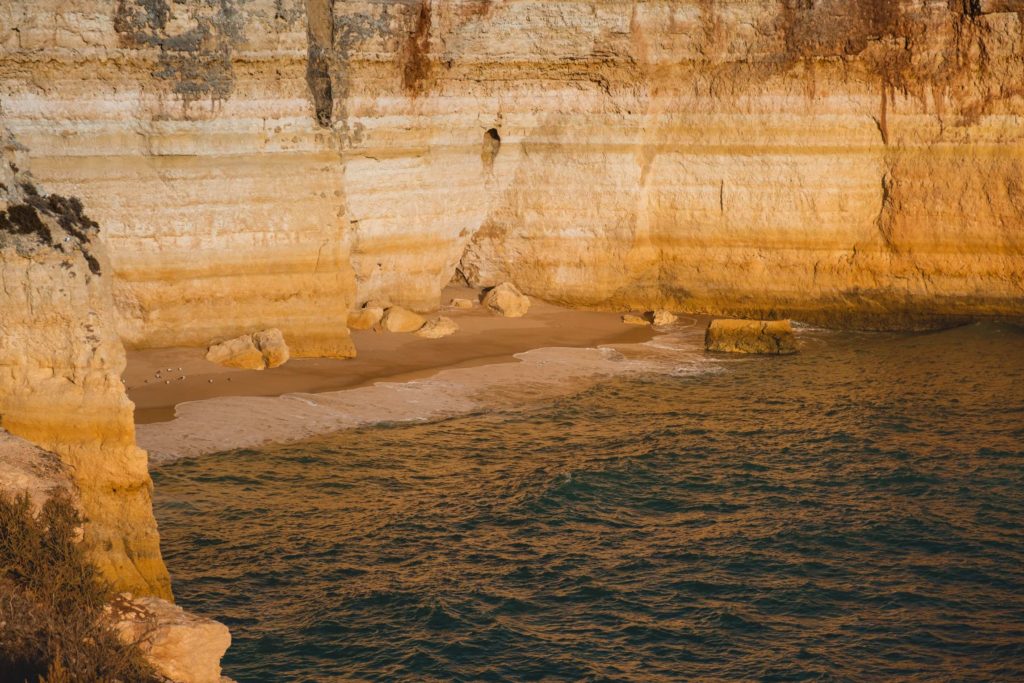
[253,328,290,368]
[206,328,291,369]
[205,335,264,370]
[704,319,797,355]
[382,306,426,333]
[348,306,384,331]
[482,282,530,317]
[416,316,459,339]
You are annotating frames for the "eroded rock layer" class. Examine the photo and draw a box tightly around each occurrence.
[1,1,1022,332]
[0,132,171,598]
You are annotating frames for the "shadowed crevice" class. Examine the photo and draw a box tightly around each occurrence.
[305,0,335,127]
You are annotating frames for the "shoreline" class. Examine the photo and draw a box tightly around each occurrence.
[127,289,655,425]
[131,292,713,464]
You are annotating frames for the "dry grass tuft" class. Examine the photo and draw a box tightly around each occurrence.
[0,490,161,683]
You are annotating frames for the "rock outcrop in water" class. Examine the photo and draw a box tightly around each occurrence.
[705,319,798,355]
[1,1,1022,338]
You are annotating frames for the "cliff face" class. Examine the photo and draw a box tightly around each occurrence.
[0,133,171,598]
[1,1,1022,332]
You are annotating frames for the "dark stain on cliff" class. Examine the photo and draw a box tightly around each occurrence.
[1,181,103,276]
[114,0,242,106]
[402,1,433,94]
[0,205,52,246]
[481,128,501,174]
[305,0,336,127]
[773,0,1024,126]
[780,0,900,59]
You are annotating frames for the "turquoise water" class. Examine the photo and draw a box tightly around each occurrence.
[153,323,1024,681]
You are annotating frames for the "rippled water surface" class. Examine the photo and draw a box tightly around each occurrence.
[154,323,1024,681]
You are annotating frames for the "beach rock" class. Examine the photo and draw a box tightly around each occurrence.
[648,310,678,326]
[206,335,266,370]
[705,319,797,355]
[382,306,427,333]
[482,283,531,318]
[112,595,231,683]
[450,298,475,310]
[622,314,650,326]
[416,317,459,339]
[253,328,290,369]
[206,329,291,370]
[348,306,385,331]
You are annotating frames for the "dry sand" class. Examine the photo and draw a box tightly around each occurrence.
[132,291,723,465]
[127,288,656,425]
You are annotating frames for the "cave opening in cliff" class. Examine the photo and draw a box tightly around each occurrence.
[482,128,502,172]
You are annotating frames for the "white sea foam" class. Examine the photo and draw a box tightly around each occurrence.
[139,330,721,465]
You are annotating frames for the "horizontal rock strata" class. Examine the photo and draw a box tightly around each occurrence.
[705,319,798,355]
[0,132,171,598]
[0,1,1022,333]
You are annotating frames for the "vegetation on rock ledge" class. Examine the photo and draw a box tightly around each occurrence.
[0,491,160,683]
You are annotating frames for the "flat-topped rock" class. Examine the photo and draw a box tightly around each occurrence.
[622,314,649,326]
[416,316,459,339]
[705,319,797,355]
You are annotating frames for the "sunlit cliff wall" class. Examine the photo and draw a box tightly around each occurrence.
[1,0,1022,333]
[0,132,171,598]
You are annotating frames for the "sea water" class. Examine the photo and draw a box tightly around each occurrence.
[153,323,1024,681]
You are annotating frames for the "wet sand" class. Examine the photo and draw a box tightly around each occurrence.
[127,288,655,425]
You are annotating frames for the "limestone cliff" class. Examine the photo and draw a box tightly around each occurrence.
[1,1,1022,332]
[0,131,171,598]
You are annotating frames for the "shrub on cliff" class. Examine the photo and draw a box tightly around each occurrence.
[0,490,160,683]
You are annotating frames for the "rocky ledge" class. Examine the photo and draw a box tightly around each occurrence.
[705,319,798,355]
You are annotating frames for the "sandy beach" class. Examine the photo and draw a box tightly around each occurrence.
[127,288,656,425]
[130,290,721,465]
